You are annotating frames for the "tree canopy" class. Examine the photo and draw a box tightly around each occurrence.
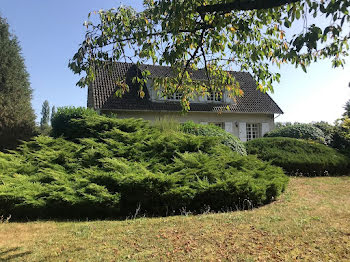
[0,16,36,151]
[69,0,350,110]
[40,100,50,128]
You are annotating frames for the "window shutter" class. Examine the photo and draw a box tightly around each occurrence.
[238,122,247,142]
[224,92,233,104]
[261,123,270,137]
[225,122,233,134]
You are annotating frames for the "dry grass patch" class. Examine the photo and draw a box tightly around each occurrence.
[1,177,350,261]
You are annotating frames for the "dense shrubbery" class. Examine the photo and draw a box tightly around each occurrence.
[246,137,350,176]
[0,108,288,219]
[311,121,350,156]
[321,119,350,157]
[332,129,350,157]
[265,124,326,143]
[51,107,98,138]
[181,121,247,155]
[312,121,335,146]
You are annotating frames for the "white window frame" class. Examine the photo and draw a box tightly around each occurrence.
[246,123,261,141]
[166,91,182,101]
[207,90,223,102]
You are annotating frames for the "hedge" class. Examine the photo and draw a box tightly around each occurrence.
[181,121,247,155]
[265,124,326,143]
[246,137,350,176]
[0,141,288,219]
[0,109,289,219]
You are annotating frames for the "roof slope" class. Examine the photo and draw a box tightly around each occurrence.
[89,62,283,114]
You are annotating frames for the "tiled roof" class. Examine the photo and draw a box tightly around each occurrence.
[89,62,283,114]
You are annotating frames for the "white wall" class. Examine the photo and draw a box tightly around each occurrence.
[101,110,275,139]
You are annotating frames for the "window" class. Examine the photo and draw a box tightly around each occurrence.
[166,92,182,101]
[246,123,260,141]
[209,122,225,129]
[207,90,222,102]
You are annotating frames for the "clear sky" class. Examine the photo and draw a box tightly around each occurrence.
[1,0,349,124]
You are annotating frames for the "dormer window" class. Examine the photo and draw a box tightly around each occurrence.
[167,92,182,101]
[207,90,222,102]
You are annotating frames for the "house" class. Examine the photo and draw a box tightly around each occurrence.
[87,62,283,142]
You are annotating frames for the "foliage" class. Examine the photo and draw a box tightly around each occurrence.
[181,121,246,155]
[165,146,288,210]
[69,0,350,111]
[0,113,288,219]
[311,120,350,156]
[246,137,350,176]
[343,99,350,118]
[51,107,98,138]
[152,117,180,132]
[265,123,326,143]
[312,121,336,145]
[331,117,350,156]
[274,121,303,130]
[40,100,50,128]
[38,100,51,136]
[0,17,36,151]
[51,105,56,123]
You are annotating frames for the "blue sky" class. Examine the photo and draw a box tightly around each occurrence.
[1,0,349,124]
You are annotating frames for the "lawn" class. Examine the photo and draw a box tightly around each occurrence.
[1,176,349,262]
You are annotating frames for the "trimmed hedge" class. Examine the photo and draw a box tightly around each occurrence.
[265,124,326,143]
[0,109,289,219]
[0,139,288,219]
[246,137,350,176]
[181,121,247,155]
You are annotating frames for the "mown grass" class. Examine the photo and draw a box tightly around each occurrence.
[1,176,350,261]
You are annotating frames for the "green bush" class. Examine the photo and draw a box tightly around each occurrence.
[312,121,335,145]
[51,107,98,138]
[265,124,326,143]
[246,137,350,176]
[0,114,289,219]
[165,146,288,210]
[180,121,247,155]
[332,128,350,157]
[310,121,350,157]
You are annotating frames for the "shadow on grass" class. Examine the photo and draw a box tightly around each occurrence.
[0,247,32,261]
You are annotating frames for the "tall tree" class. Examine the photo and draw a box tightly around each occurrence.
[343,99,350,118]
[40,100,50,129]
[0,16,36,151]
[51,105,56,123]
[70,0,350,111]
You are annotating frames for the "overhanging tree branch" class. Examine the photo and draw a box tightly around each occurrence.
[197,0,301,14]
[70,0,350,112]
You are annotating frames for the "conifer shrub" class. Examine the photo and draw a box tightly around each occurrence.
[180,121,247,155]
[51,107,98,138]
[264,124,326,143]
[164,146,288,211]
[0,114,289,219]
[246,137,350,176]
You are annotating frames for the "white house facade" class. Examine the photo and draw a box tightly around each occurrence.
[87,62,283,142]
